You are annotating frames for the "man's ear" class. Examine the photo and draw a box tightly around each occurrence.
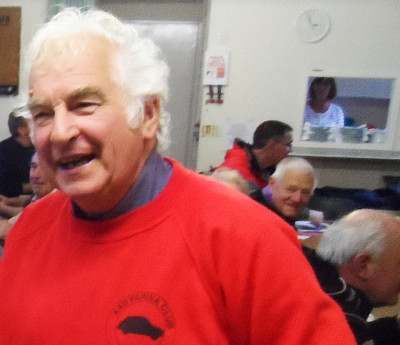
[268,177,276,191]
[142,96,160,139]
[351,253,374,280]
[262,139,276,151]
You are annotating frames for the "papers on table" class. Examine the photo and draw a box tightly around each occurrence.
[295,221,327,238]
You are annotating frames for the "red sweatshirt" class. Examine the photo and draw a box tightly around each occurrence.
[0,160,355,345]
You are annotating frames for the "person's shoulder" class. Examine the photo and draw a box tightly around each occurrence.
[250,188,266,203]
[330,103,344,113]
[19,190,68,221]
[167,160,299,243]
[224,139,248,157]
[5,191,68,244]
[0,136,14,148]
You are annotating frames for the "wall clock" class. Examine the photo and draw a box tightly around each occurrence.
[295,9,330,43]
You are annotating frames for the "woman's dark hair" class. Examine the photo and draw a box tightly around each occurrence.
[309,77,337,101]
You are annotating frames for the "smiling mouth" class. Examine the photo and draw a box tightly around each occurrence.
[59,155,96,170]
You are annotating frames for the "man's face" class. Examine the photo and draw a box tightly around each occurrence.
[269,169,314,219]
[270,132,292,166]
[29,34,157,214]
[17,120,33,145]
[30,153,54,199]
[364,227,400,306]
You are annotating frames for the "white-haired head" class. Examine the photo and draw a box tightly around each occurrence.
[271,157,317,190]
[211,169,250,195]
[316,209,397,265]
[25,7,170,149]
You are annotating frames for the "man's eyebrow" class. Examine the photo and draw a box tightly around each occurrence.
[28,100,51,113]
[68,87,107,103]
[28,87,107,113]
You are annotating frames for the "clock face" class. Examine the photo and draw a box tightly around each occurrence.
[295,9,330,43]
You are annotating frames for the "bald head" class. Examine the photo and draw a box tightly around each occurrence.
[318,209,400,306]
[318,209,400,265]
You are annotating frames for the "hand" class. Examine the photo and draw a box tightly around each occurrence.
[308,210,324,227]
[22,183,32,194]
[0,195,9,204]
[0,219,12,240]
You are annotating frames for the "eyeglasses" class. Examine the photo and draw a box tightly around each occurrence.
[278,140,292,149]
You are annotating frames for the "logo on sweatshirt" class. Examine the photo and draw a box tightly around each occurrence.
[107,292,175,345]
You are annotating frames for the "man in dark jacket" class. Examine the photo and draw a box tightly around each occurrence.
[0,108,35,197]
[304,209,400,345]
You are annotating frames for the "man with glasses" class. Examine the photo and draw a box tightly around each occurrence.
[216,120,292,192]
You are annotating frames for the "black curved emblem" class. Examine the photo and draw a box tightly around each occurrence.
[118,316,164,340]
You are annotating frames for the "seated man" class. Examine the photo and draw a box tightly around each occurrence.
[216,120,292,191]
[0,152,55,241]
[304,209,400,345]
[0,108,35,197]
[250,157,323,226]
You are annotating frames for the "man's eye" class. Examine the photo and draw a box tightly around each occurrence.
[33,112,53,126]
[74,102,100,114]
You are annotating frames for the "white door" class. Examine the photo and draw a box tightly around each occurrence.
[131,21,202,169]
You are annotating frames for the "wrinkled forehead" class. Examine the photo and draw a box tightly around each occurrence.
[281,170,315,189]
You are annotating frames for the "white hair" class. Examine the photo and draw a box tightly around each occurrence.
[211,169,250,195]
[25,7,170,149]
[317,209,389,265]
[270,157,317,189]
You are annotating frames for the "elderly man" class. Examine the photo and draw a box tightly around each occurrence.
[251,157,323,226]
[0,8,356,344]
[303,209,400,345]
[216,120,293,191]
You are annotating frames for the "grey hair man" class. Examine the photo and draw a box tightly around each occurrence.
[0,7,356,345]
[304,209,400,345]
[251,157,323,226]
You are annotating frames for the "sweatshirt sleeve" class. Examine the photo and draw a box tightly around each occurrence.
[183,192,357,345]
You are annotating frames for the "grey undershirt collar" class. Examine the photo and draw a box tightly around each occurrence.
[72,150,173,221]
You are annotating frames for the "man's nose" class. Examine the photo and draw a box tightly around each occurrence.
[50,109,79,143]
[291,191,302,203]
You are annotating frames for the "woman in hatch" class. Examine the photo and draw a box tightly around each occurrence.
[303,77,345,127]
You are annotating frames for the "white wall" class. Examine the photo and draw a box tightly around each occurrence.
[0,0,47,139]
[3,0,400,189]
[197,0,400,188]
[97,0,206,21]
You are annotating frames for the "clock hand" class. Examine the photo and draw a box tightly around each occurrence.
[307,13,313,26]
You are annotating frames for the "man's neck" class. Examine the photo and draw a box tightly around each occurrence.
[15,136,32,148]
[252,148,275,170]
[337,264,363,292]
[73,150,173,221]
